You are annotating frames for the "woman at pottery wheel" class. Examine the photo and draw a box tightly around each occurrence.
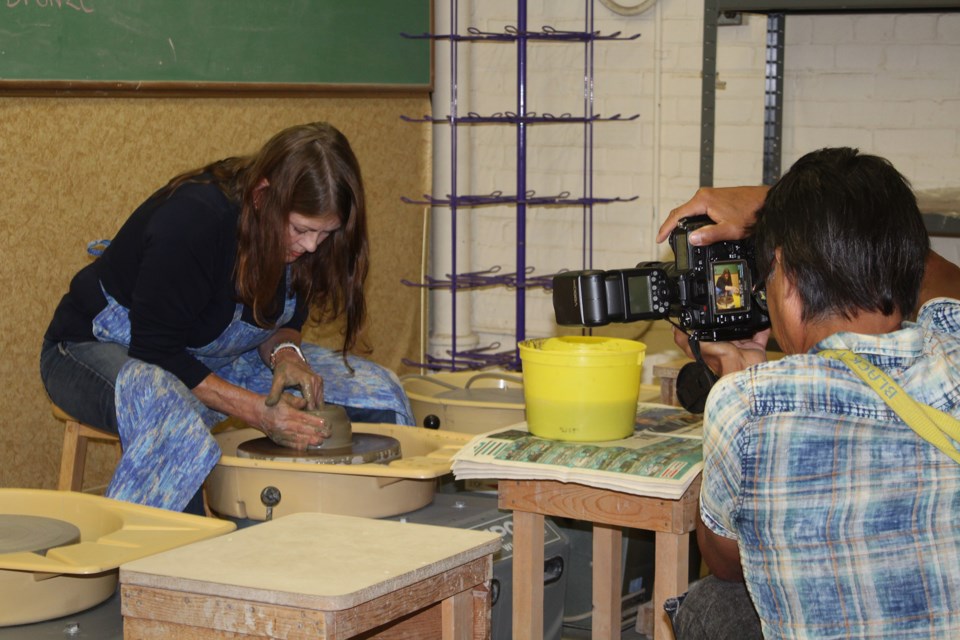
[39,122,414,514]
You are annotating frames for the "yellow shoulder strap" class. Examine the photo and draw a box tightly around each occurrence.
[819,349,960,464]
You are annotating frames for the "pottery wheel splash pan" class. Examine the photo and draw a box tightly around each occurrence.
[0,489,234,627]
[402,370,526,434]
[205,423,472,522]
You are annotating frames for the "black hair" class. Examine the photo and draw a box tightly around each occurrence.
[754,147,928,322]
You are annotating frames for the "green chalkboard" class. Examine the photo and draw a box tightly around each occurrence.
[0,0,432,92]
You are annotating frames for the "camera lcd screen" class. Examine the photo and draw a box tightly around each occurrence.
[710,260,750,314]
[674,232,690,270]
[626,273,652,315]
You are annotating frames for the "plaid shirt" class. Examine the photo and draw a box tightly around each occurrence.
[701,298,960,639]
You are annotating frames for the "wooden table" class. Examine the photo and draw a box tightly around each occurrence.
[119,512,501,639]
[499,475,701,640]
[653,358,693,407]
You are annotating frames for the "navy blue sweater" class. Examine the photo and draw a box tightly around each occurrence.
[45,180,307,389]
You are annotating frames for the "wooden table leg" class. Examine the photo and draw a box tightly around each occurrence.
[472,580,493,640]
[512,510,545,640]
[592,523,623,640]
[442,589,471,640]
[653,531,690,640]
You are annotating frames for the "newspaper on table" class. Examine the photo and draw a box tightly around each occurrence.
[452,403,704,500]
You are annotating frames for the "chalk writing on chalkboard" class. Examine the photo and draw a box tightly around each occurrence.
[0,0,431,91]
[6,0,93,12]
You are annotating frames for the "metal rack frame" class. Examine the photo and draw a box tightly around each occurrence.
[700,0,960,186]
[700,0,960,235]
[403,0,639,371]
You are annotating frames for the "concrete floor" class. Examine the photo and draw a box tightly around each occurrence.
[0,590,123,640]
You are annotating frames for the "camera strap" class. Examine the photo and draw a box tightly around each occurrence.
[819,349,960,464]
[674,332,720,414]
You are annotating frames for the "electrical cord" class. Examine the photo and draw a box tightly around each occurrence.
[562,588,646,624]
[672,328,720,414]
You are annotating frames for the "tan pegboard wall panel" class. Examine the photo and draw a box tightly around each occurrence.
[0,95,430,491]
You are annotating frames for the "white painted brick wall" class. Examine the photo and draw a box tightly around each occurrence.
[428,0,960,374]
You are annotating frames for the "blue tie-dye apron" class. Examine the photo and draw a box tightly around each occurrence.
[91,283,412,511]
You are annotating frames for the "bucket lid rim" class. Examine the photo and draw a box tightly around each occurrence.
[519,336,646,354]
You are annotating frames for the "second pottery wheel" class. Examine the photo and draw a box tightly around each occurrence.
[0,514,81,555]
[236,404,401,465]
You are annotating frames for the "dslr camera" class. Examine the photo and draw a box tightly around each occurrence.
[552,215,770,342]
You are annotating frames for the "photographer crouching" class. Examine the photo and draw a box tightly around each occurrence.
[660,148,960,639]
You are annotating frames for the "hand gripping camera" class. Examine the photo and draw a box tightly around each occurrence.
[552,215,769,341]
[551,215,771,412]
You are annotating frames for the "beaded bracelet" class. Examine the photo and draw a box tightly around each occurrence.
[269,341,306,370]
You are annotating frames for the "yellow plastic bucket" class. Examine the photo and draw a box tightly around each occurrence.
[518,336,646,442]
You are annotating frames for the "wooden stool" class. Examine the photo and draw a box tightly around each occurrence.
[120,512,502,639]
[52,404,121,492]
[653,357,693,407]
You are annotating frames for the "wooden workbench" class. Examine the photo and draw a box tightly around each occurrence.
[119,512,501,639]
[499,475,701,640]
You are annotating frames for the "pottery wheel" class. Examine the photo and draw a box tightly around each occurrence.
[236,433,402,465]
[0,514,81,555]
[436,387,525,404]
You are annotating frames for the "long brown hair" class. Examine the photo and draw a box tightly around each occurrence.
[161,122,369,353]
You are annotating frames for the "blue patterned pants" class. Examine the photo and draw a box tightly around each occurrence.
[40,340,413,511]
